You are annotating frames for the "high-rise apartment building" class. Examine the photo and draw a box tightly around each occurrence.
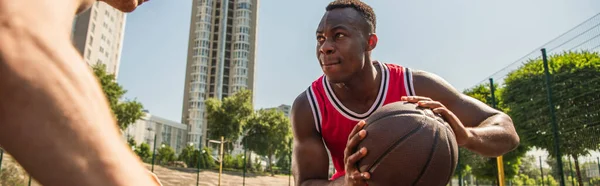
[181,0,258,148]
[71,1,127,77]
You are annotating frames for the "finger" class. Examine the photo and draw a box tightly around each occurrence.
[432,108,455,122]
[347,120,366,141]
[349,171,371,181]
[417,100,445,109]
[346,147,367,167]
[401,96,433,102]
[344,129,367,155]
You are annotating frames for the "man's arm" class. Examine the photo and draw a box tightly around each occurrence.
[412,70,520,157]
[291,92,344,186]
[0,0,159,185]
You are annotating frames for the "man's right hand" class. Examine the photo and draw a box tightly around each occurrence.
[343,120,371,186]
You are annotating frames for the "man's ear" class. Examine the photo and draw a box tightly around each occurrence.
[367,34,378,51]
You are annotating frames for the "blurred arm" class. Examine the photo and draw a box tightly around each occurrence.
[0,0,160,185]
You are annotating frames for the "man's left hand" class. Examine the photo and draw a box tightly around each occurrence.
[401,96,473,147]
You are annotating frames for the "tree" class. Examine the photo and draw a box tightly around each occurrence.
[462,83,529,181]
[157,144,176,164]
[205,89,254,150]
[92,64,144,130]
[135,142,152,162]
[243,108,291,176]
[275,138,292,174]
[518,155,542,179]
[127,137,136,148]
[502,50,600,185]
[178,145,196,167]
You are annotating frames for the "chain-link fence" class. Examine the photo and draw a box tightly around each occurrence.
[454,13,600,186]
[134,135,294,186]
[0,138,293,186]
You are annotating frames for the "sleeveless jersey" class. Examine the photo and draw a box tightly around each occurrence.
[305,61,416,180]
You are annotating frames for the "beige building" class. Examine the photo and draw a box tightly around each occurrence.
[71,1,127,78]
[123,111,188,154]
[181,0,259,149]
[276,104,291,118]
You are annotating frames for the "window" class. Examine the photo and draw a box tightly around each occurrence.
[91,23,95,33]
[99,47,104,53]
[88,36,93,46]
[86,49,91,59]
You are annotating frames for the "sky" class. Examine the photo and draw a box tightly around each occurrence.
[117,0,600,124]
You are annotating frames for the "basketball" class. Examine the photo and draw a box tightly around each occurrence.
[356,101,459,186]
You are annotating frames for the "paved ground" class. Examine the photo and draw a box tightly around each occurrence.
[146,165,295,186]
[0,153,293,186]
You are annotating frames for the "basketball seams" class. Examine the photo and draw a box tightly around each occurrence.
[364,111,446,130]
[412,124,440,186]
[444,126,457,185]
[361,112,450,177]
[366,123,426,173]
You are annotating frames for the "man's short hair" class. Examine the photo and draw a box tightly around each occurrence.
[326,0,376,34]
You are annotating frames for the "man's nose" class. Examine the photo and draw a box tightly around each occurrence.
[319,41,335,55]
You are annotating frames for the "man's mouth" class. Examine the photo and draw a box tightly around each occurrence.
[322,61,341,66]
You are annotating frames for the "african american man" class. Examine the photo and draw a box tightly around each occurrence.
[290,1,520,186]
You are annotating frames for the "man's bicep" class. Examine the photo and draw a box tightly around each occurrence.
[412,70,500,128]
[291,92,331,184]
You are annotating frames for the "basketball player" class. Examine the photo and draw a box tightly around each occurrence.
[0,0,163,185]
[291,1,520,185]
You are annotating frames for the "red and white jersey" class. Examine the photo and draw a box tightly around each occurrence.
[305,61,416,180]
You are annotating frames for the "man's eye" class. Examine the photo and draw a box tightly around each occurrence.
[336,33,345,38]
[317,36,325,42]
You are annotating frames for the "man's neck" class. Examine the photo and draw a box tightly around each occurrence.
[331,60,381,103]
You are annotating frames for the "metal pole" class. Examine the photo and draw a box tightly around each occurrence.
[151,134,157,172]
[243,137,247,186]
[218,136,224,186]
[597,157,600,177]
[28,176,32,186]
[540,156,545,186]
[288,139,292,186]
[541,48,566,186]
[0,148,4,172]
[568,157,575,186]
[490,78,505,186]
[196,147,201,186]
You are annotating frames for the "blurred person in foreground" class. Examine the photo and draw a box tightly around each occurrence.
[0,0,163,185]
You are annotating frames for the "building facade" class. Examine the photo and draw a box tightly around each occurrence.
[276,104,291,118]
[123,112,188,154]
[181,0,259,149]
[71,1,127,77]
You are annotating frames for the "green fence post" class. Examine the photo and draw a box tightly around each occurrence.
[597,157,600,176]
[197,139,202,186]
[288,139,292,186]
[568,157,575,186]
[541,48,566,186]
[0,148,4,172]
[540,156,545,186]
[151,134,157,172]
[28,176,32,186]
[243,137,247,186]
